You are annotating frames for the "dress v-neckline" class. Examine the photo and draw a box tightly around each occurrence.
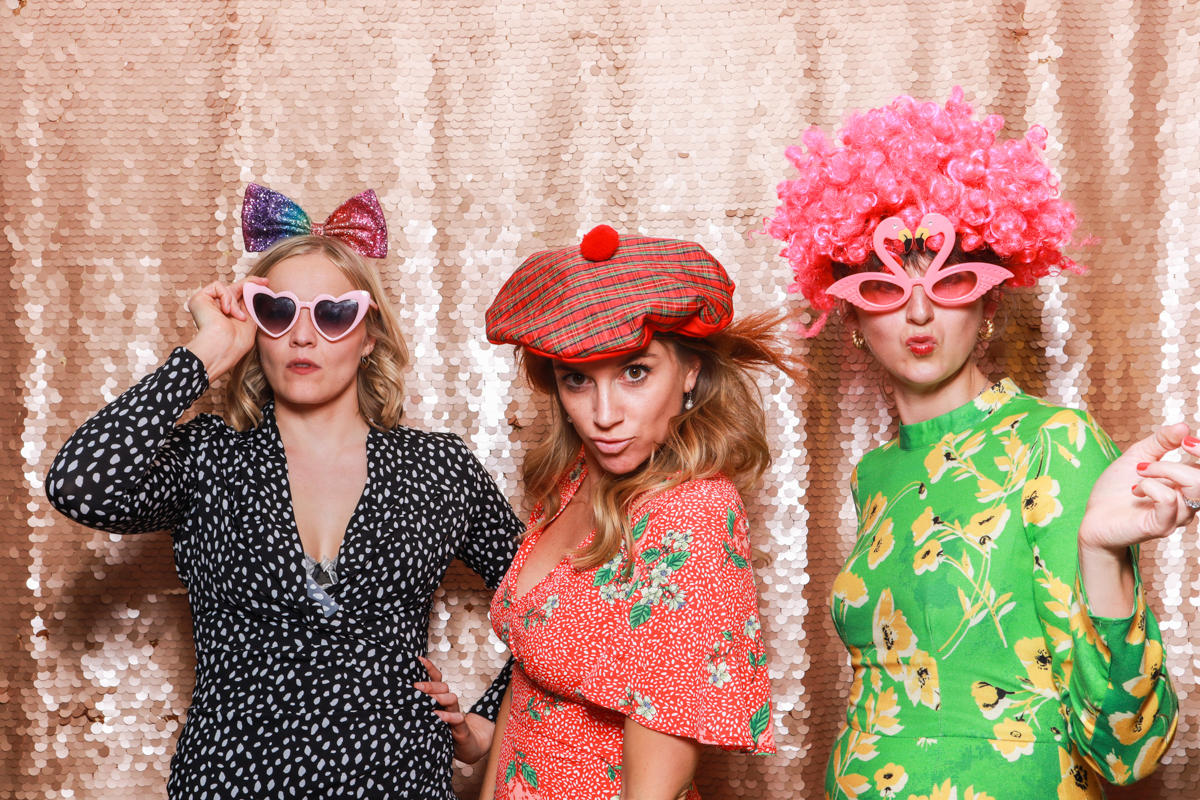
[508,453,594,606]
[261,403,375,577]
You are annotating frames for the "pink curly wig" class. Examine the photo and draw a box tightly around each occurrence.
[765,87,1083,336]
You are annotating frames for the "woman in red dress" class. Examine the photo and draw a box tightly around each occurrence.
[475,225,802,799]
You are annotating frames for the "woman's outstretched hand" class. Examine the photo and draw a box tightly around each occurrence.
[1078,423,1200,616]
[185,276,267,381]
[415,655,495,764]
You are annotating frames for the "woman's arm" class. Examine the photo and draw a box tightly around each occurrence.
[1026,411,1180,784]
[620,719,702,800]
[45,279,261,533]
[452,442,524,722]
[478,683,512,800]
[46,347,212,533]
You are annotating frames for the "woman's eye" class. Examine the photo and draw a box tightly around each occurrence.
[623,365,650,382]
[560,373,588,389]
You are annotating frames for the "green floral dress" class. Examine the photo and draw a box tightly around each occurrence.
[827,380,1178,800]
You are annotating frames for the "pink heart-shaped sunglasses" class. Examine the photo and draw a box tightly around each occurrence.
[825,213,1014,312]
[243,284,377,342]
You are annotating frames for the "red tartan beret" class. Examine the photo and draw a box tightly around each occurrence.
[486,226,736,362]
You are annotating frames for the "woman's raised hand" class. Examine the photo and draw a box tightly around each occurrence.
[185,276,268,381]
[1078,423,1200,616]
[414,655,495,765]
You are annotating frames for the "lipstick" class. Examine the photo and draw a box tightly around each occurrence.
[906,336,936,356]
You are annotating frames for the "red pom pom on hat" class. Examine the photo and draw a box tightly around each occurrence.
[580,224,620,261]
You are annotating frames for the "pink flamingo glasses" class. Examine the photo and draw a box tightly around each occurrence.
[242,284,376,342]
[825,213,1014,312]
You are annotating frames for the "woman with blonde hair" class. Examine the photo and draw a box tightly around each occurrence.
[465,225,801,799]
[46,185,522,799]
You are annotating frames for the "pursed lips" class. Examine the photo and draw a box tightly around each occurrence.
[590,437,632,455]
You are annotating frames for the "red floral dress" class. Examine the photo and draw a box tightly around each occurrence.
[489,455,775,800]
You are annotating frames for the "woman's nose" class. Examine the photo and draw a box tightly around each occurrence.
[289,308,318,344]
[906,286,934,325]
[593,383,623,429]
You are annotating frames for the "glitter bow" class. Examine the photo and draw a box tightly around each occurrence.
[241,183,388,258]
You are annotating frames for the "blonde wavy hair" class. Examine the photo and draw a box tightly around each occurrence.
[225,236,410,432]
[520,310,805,570]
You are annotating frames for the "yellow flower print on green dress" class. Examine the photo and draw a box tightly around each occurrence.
[873,590,916,681]
[825,380,1177,799]
[1057,746,1103,799]
[872,763,908,797]
[1021,475,1062,527]
[1014,637,1056,694]
[963,507,1009,553]
[903,650,940,710]
[989,717,1035,762]
[906,779,996,800]
[833,571,870,613]
[868,520,895,568]
[970,681,1015,720]
[829,687,904,799]
[913,539,942,575]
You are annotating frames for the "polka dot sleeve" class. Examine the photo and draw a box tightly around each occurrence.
[449,436,523,720]
[46,347,217,535]
[578,479,776,754]
[454,437,523,591]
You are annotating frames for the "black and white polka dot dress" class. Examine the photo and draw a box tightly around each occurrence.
[46,348,521,799]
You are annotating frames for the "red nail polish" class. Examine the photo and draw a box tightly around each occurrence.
[1137,462,1150,471]
[1185,436,1200,448]
[1132,485,1139,493]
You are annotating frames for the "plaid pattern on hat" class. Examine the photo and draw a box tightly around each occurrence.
[486,232,735,362]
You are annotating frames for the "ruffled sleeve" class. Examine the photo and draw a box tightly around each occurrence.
[577,477,775,754]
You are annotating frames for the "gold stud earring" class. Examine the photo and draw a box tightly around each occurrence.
[851,329,866,350]
[979,318,995,341]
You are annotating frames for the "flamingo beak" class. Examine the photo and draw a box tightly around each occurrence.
[914,226,930,252]
[899,229,913,254]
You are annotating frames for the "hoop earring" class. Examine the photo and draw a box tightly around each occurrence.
[684,391,694,411]
[851,329,866,350]
[979,317,995,341]
[360,353,372,369]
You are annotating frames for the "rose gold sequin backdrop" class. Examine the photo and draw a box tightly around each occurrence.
[3,1,1199,797]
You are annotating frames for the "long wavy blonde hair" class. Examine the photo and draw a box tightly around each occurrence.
[225,236,410,431]
[520,310,805,570]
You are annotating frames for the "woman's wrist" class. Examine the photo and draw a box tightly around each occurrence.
[1077,538,1136,618]
[185,330,237,382]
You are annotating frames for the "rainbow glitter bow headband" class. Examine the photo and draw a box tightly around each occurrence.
[241,183,388,258]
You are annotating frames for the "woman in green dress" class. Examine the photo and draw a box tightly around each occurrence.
[767,89,1193,799]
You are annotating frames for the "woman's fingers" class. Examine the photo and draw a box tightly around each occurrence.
[1133,477,1191,536]
[1136,460,1200,495]
[433,709,467,727]
[414,656,467,718]
[425,692,462,712]
[227,276,268,322]
[418,655,443,682]
[1126,422,1191,465]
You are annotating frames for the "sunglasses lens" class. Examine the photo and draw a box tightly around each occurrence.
[314,299,361,339]
[931,271,978,301]
[252,294,297,335]
[859,279,905,306]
